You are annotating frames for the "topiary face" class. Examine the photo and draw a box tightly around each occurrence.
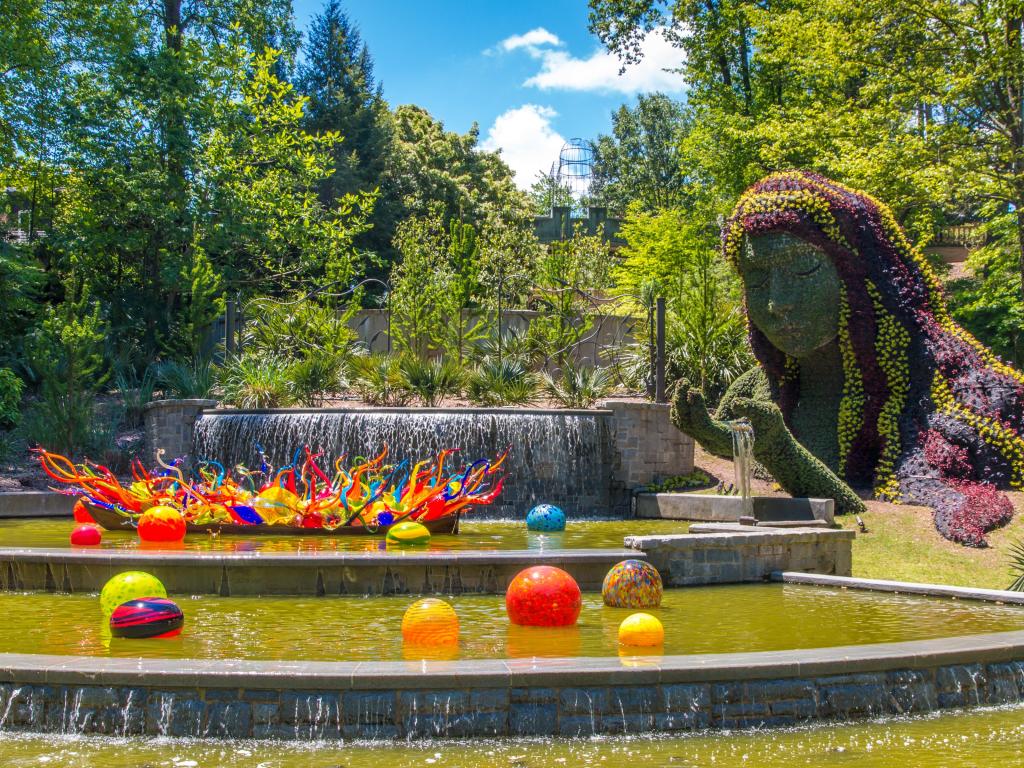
[739,232,841,358]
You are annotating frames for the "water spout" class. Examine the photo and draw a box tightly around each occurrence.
[729,419,754,520]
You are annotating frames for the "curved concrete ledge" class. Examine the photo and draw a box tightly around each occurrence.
[1,631,1023,738]
[773,571,1024,605]
[0,547,643,595]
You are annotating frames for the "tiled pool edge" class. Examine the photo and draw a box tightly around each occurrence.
[2,631,1024,739]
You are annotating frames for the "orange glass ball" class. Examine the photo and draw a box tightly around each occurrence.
[137,505,186,543]
[73,498,95,523]
[401,598,459,646]
[505,565,582,627]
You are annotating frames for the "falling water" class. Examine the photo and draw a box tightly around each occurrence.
[729,419,755,520]
[193,409,617,518]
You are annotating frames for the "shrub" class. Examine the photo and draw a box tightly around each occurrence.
[218,353,294,409]
[24,300,108,455]
[466,358,539,407]
[543,363,612,409]
[0,368,24,429]
[350,354,413,407]
[400,356,466,407]
[115,366,156,429]
[155,358,216,400]
[287,353,346,407]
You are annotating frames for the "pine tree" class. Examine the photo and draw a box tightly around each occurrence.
[298,1,396,269]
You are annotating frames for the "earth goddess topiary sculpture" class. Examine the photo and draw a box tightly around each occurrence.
[673,171,1024,547]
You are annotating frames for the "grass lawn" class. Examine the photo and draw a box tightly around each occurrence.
[837,493,1024,591]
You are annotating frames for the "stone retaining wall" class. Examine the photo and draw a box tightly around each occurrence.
[626,527,854,585]
[2,631,1023,739]
[142,399,217,465]
[599,400,694,499]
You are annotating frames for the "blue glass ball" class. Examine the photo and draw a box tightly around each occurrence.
[526,504,566,532]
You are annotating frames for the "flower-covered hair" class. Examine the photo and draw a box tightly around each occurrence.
[723,172,1024,537]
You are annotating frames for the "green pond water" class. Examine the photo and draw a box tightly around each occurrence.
[0,705,1022,766]
[0,518,685,552]
[1,584,1021,661]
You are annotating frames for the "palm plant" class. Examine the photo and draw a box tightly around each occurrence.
[1008,539,1024,591]
[350,353,413,407]
[400,356,466,407]
[115,366,156,428]
[156,358,216,399]
[217,354,294,409]
[543,362,613,409]
[466,357,540,406]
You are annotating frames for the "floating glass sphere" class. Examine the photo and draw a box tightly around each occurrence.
[137,505,186,543]
[100,571,167,617]
[526,504,566,532]
[618,612,664,647]
[109,597,184,639]
[386,521,431,547]
[401,598,459,646]
[602,559,663,608]
[70,524,101,546]
[505,565,581,626]
[72,498,95,523]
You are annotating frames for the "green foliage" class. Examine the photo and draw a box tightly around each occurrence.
[1008,538,1024,591]
[948,212,1024,368]
[155,358,216,400]
[350,353,413,407]
[218,353,294,409]
[528,172,575,216]
[244,296,358,362]
[389,215,461,358]
[643,469,714,493]
[527,227,612,367]
[286,353,346,407]
[543,363,613,409]
[592,93,690,213]
[0,369,25,430]
[114,366,155,429]
[0,242,44,367]
[399,357,466,407]
[25,299,108,455]
[466,358,540,407]
[298,0,396,265]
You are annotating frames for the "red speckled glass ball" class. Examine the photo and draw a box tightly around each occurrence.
[137,505,186,543]
[73,498,95,523]
[70,524,101,546]
[505,565,582,627]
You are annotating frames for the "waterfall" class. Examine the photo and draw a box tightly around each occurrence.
[193,409,617,518]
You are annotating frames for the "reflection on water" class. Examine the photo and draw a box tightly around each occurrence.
[0,518,688,553]
[0,584,1021,662]
[1,705,1023,766]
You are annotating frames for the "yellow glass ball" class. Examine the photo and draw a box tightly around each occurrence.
[618,612,664,648]
[401,598,459,646]
[386,521,431,547]
[99,571,167,617]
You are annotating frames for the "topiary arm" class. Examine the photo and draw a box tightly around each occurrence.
[670,379,734,458]
[728,397,866,515]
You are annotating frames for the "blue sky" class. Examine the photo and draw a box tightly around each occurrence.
[291,0,686,188]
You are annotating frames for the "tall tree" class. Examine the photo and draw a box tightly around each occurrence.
[591,93,690,213]
[298,1,396,262]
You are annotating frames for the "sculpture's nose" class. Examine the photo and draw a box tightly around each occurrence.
[767,277,796,317]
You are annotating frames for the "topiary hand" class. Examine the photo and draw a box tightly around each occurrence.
[670,379,732,457]
[727,397,787,438]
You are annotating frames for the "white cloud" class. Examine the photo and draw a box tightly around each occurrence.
[500,27,563,53]
[480,104,566,190]
[508,28,685,95]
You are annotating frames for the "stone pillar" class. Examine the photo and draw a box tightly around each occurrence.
[142,399,217,466]
[600,399,695,510]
